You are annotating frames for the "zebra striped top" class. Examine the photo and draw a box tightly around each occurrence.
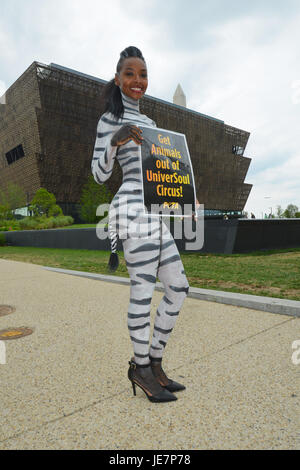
[91,91,156,192]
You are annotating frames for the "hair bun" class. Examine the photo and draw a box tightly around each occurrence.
[120,46,145,62]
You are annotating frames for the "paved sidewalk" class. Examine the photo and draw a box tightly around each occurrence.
[0,258,299,450]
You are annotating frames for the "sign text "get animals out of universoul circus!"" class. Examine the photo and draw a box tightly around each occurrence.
[139,126,196,216]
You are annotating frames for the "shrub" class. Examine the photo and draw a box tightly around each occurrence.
[19,217,40,230]
[50,217,61,228]
[48,204,63,217]
[18,215,74,230]
[0,220,20,231]
[53,215,74,227]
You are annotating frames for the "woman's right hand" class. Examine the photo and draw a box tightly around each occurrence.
[111,124,143,147]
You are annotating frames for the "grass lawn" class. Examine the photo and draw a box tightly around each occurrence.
[0,246,299,301]
[59,224,99,229]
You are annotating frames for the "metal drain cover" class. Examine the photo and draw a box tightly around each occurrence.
[0,327,34,340]
[0,305,16,317]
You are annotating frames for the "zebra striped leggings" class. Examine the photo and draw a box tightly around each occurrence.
[123,219,189,366]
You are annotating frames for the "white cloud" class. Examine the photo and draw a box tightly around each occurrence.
[173,13,300,216]
[0,19,17,64]
[0,0,166,88]
[0,0,299,217]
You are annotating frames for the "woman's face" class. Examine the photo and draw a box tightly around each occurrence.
[115,57,148,100]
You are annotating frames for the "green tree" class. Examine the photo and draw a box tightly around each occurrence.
[79,175,113,223]
[48,204,63,217]
[0,204,12,220]
[29,188,60,217]
[275,205,284,218]
[0,182,26,215]
[283,204,299,218]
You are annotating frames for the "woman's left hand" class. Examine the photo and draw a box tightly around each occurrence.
[192,198,200,221]
[180,198,200,220]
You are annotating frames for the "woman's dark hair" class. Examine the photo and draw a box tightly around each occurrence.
[101,46,146,119]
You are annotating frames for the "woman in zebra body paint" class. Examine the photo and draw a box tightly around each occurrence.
[91,46,190,403]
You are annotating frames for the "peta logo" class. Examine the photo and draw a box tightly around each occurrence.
[291,340,300,365]
[0,340,6,365]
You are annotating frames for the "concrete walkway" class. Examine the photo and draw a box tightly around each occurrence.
[0,258,299,450]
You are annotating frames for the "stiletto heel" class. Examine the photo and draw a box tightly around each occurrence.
[128,359,177,402]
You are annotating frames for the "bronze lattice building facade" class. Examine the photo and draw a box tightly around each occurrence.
[0,61,252,219]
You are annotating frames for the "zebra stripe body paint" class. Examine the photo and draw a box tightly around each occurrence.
[91,92,189,365]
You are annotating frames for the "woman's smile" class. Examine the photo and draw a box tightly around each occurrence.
[129,87,144,98]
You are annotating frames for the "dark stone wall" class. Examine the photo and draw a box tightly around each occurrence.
[3,219,299,254]
[233,219,300,252]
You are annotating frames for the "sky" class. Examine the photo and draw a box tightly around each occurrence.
[0,0,300,217]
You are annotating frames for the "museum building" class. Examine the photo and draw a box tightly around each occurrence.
[0,61,252,220]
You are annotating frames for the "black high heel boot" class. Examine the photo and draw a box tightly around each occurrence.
[128,359,177,402]
[150,356,186,393]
